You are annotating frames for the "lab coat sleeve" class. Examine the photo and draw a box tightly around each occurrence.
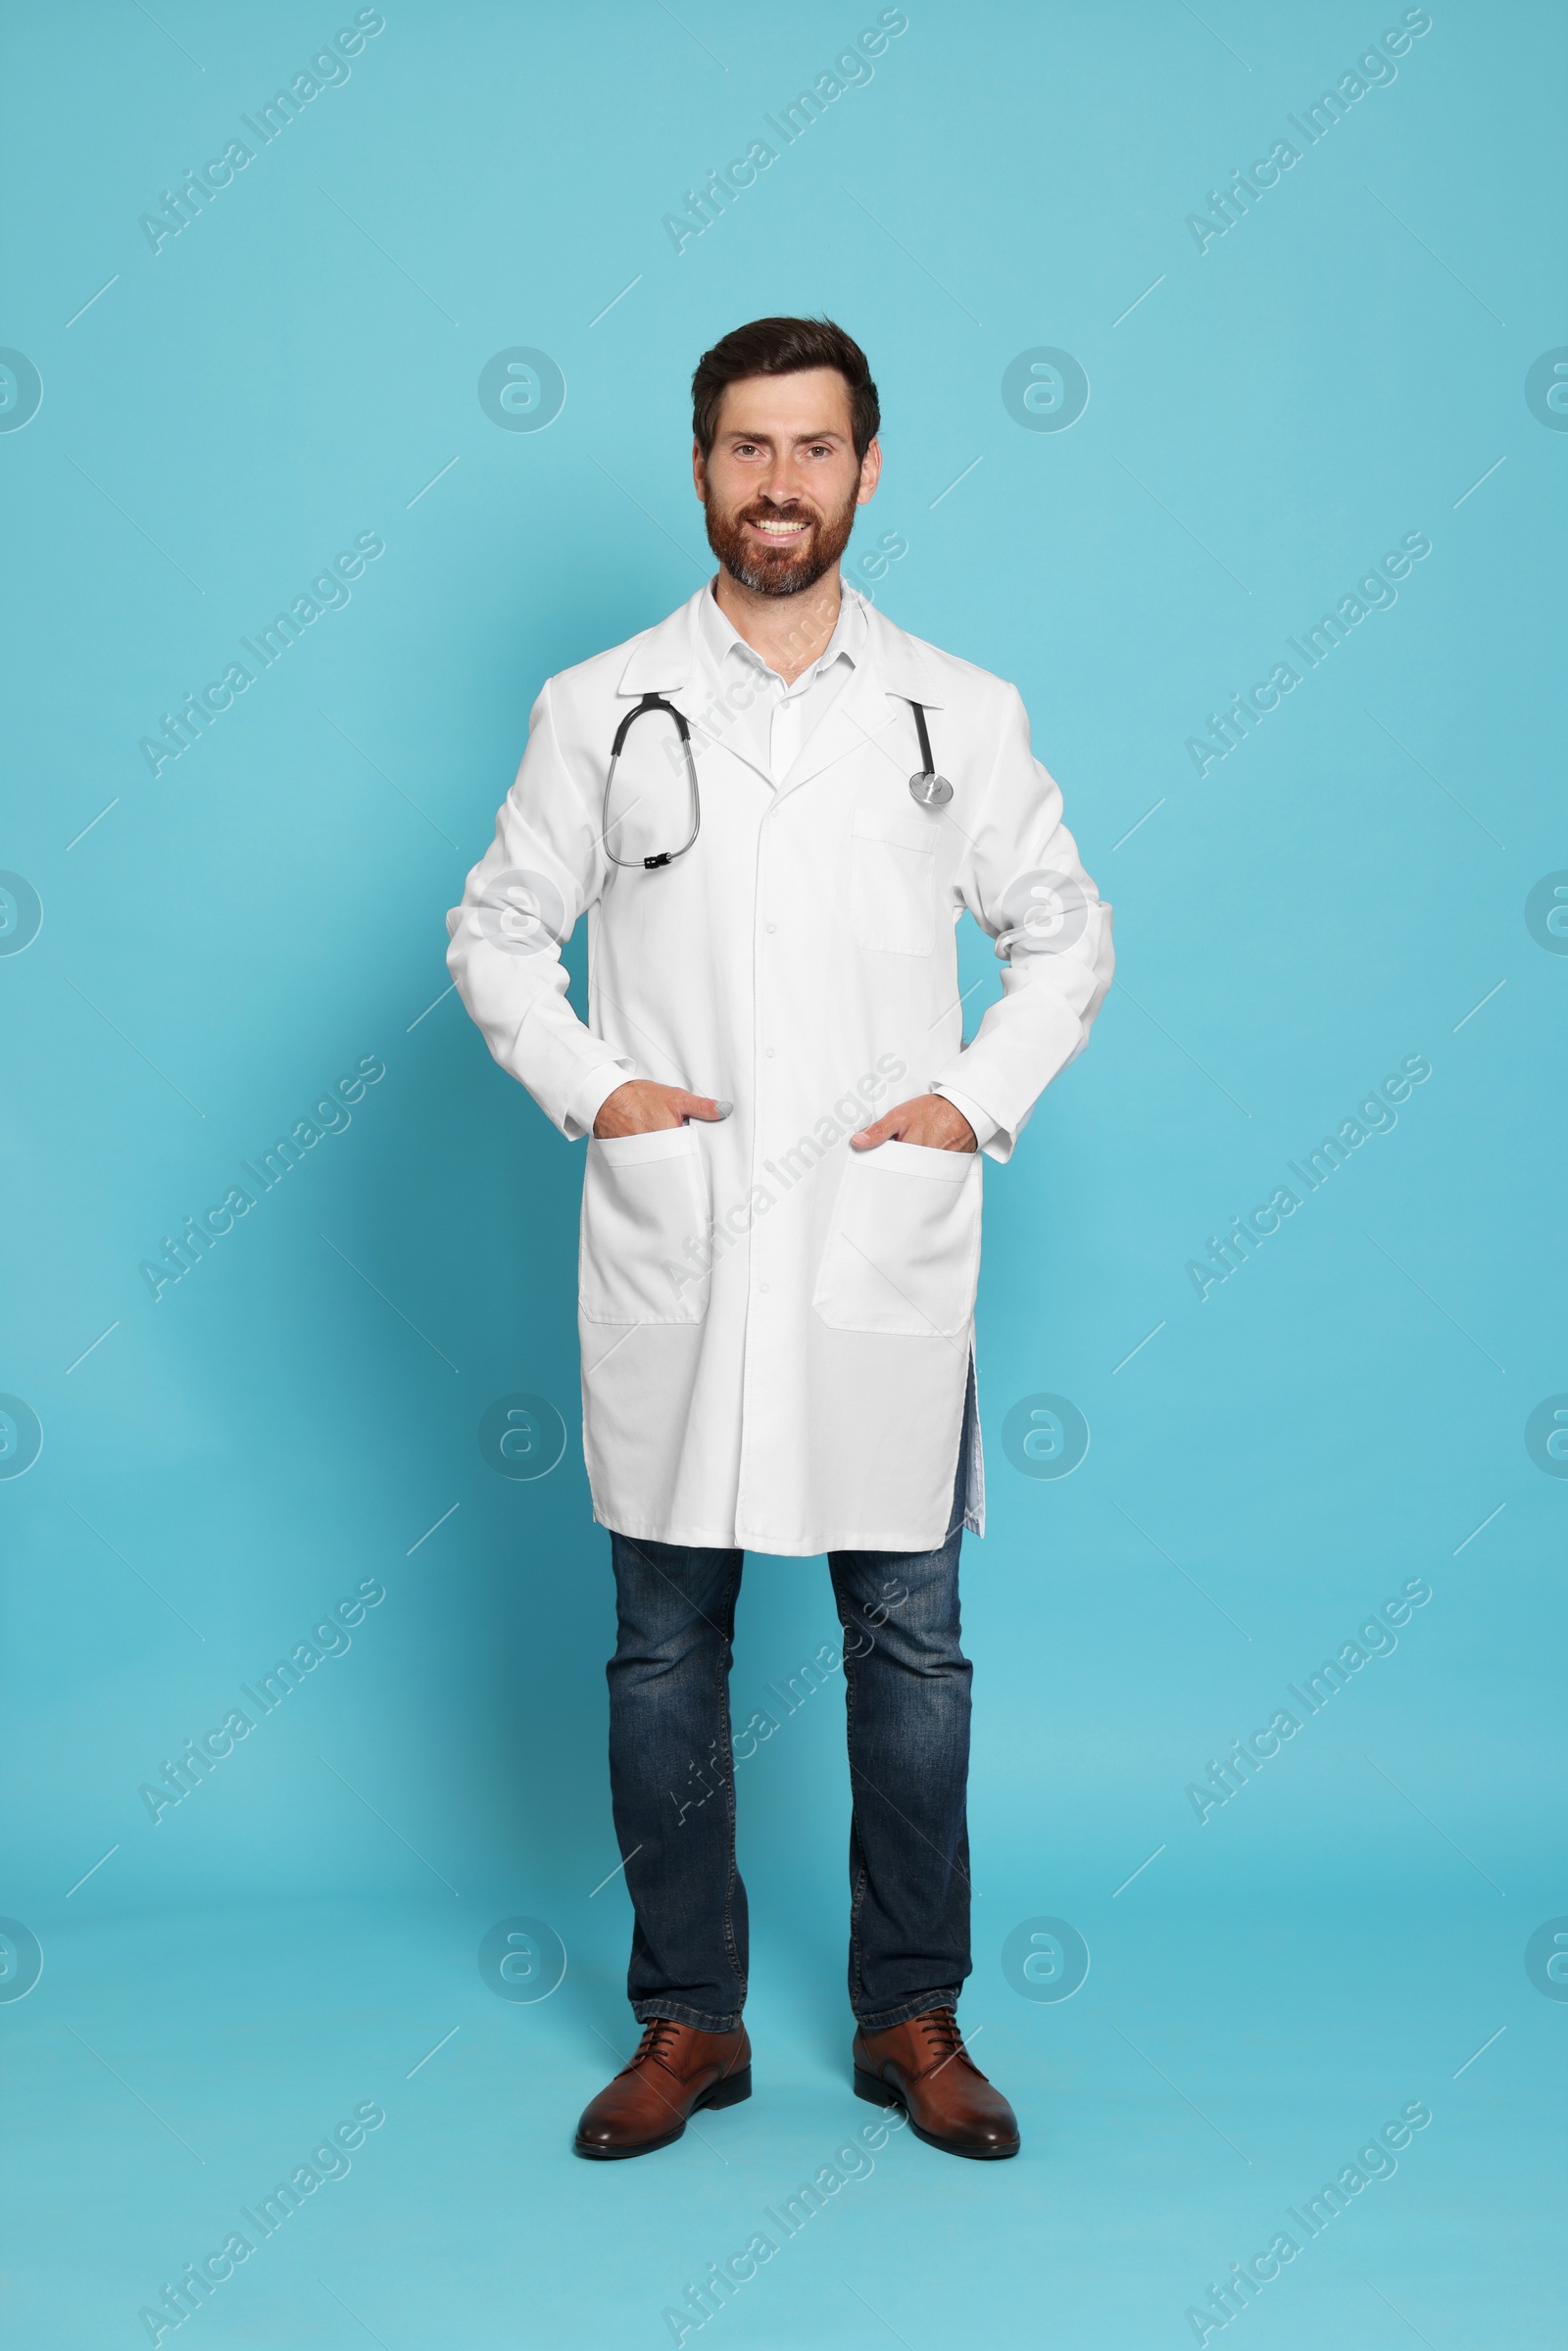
[446,676,636,1141]
[929,683,1113,1164]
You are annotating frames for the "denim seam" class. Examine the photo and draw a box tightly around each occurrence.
[715,1557,747,2013]
[840,1593,870,2013]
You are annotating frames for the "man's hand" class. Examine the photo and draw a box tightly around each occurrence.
[593,1080,731,1137]
[851,1094,977,1152]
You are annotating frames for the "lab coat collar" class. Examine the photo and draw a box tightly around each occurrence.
[617,583,946,803]
[852,592,949,711]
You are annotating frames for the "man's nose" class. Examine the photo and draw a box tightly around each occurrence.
[759,463,810,508]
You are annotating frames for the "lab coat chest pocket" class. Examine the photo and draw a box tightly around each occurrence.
[579,1125,710,1325]
[849,805,937,955]
[812,1141,982,1338]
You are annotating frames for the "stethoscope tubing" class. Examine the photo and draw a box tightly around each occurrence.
[601,692,949,868]
[601,692,701,870]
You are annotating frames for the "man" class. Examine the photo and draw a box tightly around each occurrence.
[447,317,1112,2162]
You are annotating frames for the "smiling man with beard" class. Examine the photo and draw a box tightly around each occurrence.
[448,316,1113,2163]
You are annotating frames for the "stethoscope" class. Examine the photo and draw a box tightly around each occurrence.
[601,692,953,870]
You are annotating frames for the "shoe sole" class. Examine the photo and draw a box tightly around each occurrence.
[573,2064,752,2161]
[854,2065,1020,2160]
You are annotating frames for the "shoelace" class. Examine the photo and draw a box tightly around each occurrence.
[916,2010,975,2075]
[623,2017,683,2075]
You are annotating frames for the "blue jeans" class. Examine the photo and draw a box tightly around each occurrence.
[604,1426,973,2033]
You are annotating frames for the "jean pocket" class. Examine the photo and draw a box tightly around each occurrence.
[579,1125,710,1325]
[811,1141,981,1337]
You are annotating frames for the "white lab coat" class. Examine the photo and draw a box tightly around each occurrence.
[447,584,1112,1555]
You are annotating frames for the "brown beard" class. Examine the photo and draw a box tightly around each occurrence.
[703,481,860,598]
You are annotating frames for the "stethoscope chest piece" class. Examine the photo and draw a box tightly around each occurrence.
[905,700,952,808]
[908,769,954,808]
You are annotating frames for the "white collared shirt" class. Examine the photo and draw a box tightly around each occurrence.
[692,573,867,784]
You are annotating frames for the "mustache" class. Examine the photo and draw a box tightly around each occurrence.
[740,502,820,525]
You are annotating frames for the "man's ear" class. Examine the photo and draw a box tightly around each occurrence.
[856,438,882,505]
[692,439,708,502]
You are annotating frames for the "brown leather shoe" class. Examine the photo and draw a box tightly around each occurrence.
[573,2018,752,2159]
[854,2009,1020,2159]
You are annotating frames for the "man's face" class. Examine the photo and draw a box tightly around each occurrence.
[695,367,880,597]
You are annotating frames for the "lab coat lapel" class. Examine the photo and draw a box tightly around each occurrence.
[615,586,777,792]
[773,597,948,806]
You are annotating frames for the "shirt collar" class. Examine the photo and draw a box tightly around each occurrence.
[696,573,867,687]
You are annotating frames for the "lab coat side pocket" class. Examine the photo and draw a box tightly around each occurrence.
[811,1141,982,1338]
[579,1124,711,1325]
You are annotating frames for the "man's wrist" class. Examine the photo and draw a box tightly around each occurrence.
[931,1086,998,1153]
[567,1060,636,1141]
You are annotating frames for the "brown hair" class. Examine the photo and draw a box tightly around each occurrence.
[691,317,880,462]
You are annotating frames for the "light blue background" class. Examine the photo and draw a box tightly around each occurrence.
[2,2,1563,2344]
